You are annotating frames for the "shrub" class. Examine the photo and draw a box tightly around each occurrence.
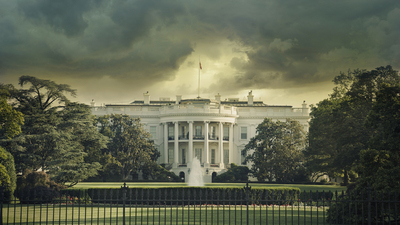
[15,170,67,201]
[142,163,181,181]
[213,163,249,182]
[326,189,400,224]
[18,186,59,204]
[86,187,300,205]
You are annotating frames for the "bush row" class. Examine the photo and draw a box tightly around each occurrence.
[86,187,301,205]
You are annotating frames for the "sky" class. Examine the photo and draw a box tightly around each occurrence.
[1,0,400,107]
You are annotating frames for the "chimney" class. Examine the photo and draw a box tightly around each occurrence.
[302,100,308,115]
[176,95,182,104]
[215,93,221,102]
[247,90,254,106]
[143,91,150,105]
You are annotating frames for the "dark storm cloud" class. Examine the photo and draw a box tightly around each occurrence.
[18,0,104,37]
[1,0,400,96]
[202,0,400,90]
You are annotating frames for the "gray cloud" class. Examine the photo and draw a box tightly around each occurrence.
[1,0,399,103]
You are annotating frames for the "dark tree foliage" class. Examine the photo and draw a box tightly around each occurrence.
[243,118,306,182]
[0,91,23,202]
[141,162,181,181]
[0,76,106,186]
[306,66,400,185]
[96,114,160,180]
[213,163,249,182]
[357,84,400,192]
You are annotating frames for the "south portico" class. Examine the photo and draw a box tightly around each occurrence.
[161,116,236,183]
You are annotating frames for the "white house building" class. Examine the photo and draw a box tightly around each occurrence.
[90,91,310,182]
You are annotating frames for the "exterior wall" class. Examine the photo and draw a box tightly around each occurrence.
[90,94,310,182]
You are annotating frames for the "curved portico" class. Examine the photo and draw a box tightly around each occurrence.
[159,98,237,180]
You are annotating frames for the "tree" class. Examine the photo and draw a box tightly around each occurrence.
[47,103,106,186]
[356,84,400,192]
[0,94,24,139]
[306,66,400,185]
[0,92,23,201]
[243,118,306,182]
[0,147,17,202]
[0,76,106,186]
[97,114,160,180]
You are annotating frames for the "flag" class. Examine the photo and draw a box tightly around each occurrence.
[199,62,202,70]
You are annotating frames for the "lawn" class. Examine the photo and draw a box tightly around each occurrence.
[70,182,346,193]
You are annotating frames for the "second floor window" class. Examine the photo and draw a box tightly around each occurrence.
[195,126,202,136]
[150,126,157,138]
[168,126,174,139]
[241,127,247,139]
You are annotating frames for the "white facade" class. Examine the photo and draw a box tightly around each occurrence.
[90,91,310,182]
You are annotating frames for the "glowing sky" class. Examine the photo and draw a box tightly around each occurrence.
[1,0,399,107]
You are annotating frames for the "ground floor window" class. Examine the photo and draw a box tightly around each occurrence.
[181,149,186,164]
[240,147,246,165]
[211,149,215,164]
[224,149,229,165]
[168,149,174,164]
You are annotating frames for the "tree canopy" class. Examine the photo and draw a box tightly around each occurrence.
[243,118,307,182]
[96,114,160,180]
[306,65,400,186]
[356,83,400,191]
[0,91,23,201]
[0,76,106,186]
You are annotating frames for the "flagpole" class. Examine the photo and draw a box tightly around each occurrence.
[198,58,201,98]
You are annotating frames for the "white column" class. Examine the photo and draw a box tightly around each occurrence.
[219,122,224,167]
[188,121,193,166]
[173,122,179,167]
[163,123,168,164]
[229,123,234,166]
[204,121,209,166]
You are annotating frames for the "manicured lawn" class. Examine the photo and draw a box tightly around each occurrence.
[70,182,346,193]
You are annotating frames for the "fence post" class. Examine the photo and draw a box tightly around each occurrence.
[121,183,129,225]
[367,186,371,225]
[244,181,251,225]
[0,186,3,225]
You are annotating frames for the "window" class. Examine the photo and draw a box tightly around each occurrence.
[210,126,216,139]
[150,126,157,138]
[195,148,202,163]
[168,126,174,139]
[195,126,202,137]
[168,149,174,164]
[181,126,186,137]
[211,149,216,164]
[223,126,229,140]
[224,149,229,165]
[240,148,246,165]
[181,149,186,164]
[241,127,247,139]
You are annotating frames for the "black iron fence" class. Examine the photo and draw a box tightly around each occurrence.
[1,183,399,225]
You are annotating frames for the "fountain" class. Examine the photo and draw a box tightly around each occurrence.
[187,157,205,186]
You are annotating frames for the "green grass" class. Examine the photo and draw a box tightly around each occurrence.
[3,204,329,225]
[70,182,346,193]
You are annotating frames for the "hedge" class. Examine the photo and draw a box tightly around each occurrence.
[86,187,301,205]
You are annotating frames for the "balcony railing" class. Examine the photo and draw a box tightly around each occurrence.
[193,135,204,140]
[179,135,188,140]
